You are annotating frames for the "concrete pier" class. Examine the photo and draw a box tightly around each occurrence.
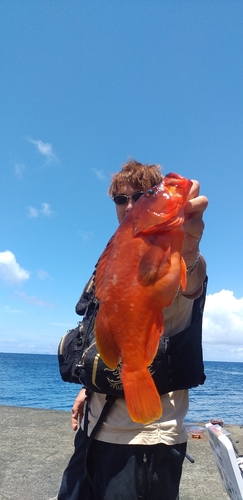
[0,405,242,499]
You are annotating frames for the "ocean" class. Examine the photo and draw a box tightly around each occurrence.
[0,352,242,424]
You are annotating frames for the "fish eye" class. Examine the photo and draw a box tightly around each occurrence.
[145,188,155,197]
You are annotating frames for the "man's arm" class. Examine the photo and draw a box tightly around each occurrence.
[71,387,86,431]
[182,180,208,298]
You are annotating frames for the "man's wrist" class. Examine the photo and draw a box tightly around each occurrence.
[186,252,201,277]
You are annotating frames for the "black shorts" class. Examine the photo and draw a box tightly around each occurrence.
[58,427,186,500]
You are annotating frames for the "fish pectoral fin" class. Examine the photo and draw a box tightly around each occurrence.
[180,257,187,291]
[95,306,120,369]
[146,317,163,366]
[137,246,170,286]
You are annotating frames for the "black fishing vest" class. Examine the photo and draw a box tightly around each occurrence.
[71,276,207,396]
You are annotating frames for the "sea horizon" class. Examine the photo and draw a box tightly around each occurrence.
[0,352,242,425]
[1,350,242,363]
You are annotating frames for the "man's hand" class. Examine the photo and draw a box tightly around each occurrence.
[71,387,87,431]
[183,180,208,263]
[182,180,208,297]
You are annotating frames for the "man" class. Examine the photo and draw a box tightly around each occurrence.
[58,159,208,500]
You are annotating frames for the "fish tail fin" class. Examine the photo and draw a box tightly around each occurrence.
[122,367,162,424]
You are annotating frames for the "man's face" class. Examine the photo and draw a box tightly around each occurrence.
[115,182,144,224]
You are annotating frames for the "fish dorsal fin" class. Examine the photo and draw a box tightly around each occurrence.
[132,211,175,237]
[95,237,113,299]
[137,245,170,286]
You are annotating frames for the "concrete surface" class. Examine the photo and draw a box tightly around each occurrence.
[0,405,242,500]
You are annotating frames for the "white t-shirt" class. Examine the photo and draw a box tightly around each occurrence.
[83,293,194,445]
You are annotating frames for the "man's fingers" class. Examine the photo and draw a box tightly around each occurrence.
[184,195,208,219]
[71,408,78,431]
[187,179,200,200]
[71,419,78,431]
[70,386,87,431]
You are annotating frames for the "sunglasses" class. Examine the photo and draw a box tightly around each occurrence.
[113,191,144,206]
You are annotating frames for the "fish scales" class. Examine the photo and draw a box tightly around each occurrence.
[94,173,192,424]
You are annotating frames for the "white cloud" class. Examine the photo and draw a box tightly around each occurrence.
[37,269,51,280]
[27,203,54,218]
[14,163,25,179]
[27,206,39,218]
[3,305,25,314]
[78,230,93,242]
[28,137,58,163]
[41,203,53,216]
[0,251,30,285]
[92,168,107,181]
[15,291,56,309]
[202,290,243,361]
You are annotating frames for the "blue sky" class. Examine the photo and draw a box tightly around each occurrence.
[0,1,243,361]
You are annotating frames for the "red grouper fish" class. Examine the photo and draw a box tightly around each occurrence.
[94,173,192,424]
